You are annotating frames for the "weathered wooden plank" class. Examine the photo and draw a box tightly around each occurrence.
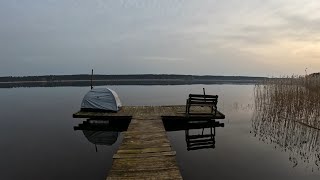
[111,156,178,171]
[113,151,177,159]
[122,140,170,145]
[120,137,171,146]
[110,167,180,172]
[128,125,164,131]
[118,143,171,150]
[122,130,166,134]
[107,168,182,180]
[116,147,172,154]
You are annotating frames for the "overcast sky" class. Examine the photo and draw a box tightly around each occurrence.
[1,0,320,76]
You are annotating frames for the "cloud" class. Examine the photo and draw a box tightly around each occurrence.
[1,0,320,76]
[139,56,186,62]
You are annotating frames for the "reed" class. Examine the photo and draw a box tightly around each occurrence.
[254,75,320,129]
[252,74,320,170]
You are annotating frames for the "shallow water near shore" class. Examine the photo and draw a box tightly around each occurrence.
[0,85,319,180]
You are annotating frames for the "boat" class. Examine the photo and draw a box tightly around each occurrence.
[81,88,122,112]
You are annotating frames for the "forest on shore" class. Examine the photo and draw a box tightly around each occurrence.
[0,74,267,82]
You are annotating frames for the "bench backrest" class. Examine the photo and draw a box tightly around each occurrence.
[188,94,218,104]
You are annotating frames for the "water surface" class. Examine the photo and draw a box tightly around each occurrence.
[0,85,319,179]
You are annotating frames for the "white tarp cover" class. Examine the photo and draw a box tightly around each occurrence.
[81,88,122,112]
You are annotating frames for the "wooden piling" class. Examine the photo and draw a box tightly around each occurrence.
[91,69,93,89]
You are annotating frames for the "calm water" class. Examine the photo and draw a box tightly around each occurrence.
[0,85,319,180]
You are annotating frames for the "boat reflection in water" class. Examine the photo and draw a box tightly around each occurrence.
[252,109,320,171]
[74,118,131,152]
[163,118,224,151]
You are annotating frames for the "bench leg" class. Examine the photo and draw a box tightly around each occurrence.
[185,100,189,114]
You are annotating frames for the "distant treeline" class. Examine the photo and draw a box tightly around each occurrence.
[0,74,267,82]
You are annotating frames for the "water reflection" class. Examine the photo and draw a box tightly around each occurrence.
[186,123,215,151]
[252,110,320,171]
[74,119,131,152]
[163,119,224,151]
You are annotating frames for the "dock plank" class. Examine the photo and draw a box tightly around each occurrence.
[107,168,182,180]
[106,112,183,179]
[111,156,179,170]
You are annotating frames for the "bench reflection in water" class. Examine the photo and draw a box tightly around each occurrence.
[163,118,224,151]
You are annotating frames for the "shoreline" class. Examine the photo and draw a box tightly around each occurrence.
[0,79,261,88]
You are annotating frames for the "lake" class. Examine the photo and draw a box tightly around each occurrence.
[0,85,319,180]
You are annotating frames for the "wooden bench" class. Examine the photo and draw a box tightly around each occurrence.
[186,94,218,116]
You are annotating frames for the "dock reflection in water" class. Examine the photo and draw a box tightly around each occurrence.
[75,117,224,152]
[74,119,131,152]
[163,118,224,151]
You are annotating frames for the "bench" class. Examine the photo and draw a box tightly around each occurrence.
[186,94,218,116]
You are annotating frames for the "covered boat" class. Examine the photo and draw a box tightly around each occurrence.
[81,88,122,112]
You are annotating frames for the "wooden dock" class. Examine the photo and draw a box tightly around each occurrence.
[73,105,225,120]
[73,105,225,179]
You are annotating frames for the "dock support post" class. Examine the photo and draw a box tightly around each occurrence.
[91,69,93,89]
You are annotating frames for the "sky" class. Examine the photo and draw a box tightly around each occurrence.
[1,0,320,77]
